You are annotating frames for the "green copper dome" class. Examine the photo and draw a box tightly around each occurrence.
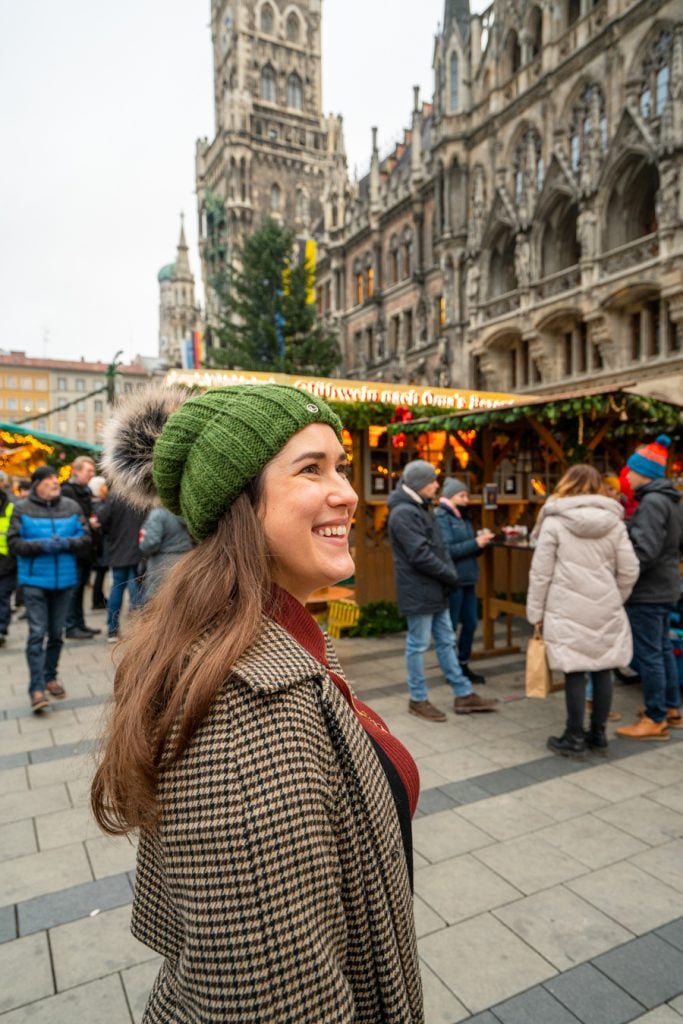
[158,263,176,283]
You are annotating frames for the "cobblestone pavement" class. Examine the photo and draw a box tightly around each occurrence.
[2,606,683,1023]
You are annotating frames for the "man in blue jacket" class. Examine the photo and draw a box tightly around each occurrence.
[8,465,91,711]
[435,478,494,684]
[388,459,497,722]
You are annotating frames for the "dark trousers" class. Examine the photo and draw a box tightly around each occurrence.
[0,573,16,634]
[564,669,613,735]
[448,585,478,664]
[65,561,91,632]
[107,565,141,635]
[92,566,108,608]
[627,603,679,723]
[23,586,74,695]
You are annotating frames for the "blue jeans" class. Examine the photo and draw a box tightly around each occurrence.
[448,585,478,664]
[405,608,472,702]
[627,603,680,724]
[0,573,16,634]
[107,565,141,634]
[23,586,74,695]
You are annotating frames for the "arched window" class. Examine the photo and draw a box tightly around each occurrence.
[569,83,607,173]
[449,52,459,112]
[504,29,521,78]
[286,12,300,42]
[287,72,303,110]
[260,3,274,33]
[567,0,580,27]
[260,65,276,102]
[640,31,672,119]
[270,183,280,212]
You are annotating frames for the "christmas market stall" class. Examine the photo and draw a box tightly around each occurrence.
[164,367,528,610]
[395,381,683,656]
[0,421,102,485]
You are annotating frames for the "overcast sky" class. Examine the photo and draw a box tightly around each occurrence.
[0,0,482,366]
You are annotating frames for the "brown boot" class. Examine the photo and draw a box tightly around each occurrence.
[454,692,498,714]
[615,716,670,741]
[637,708,683,729]
[409,700,446,722]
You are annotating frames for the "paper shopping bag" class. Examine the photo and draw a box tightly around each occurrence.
[525,626,552,699]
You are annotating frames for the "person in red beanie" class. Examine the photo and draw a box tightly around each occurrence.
[616,435,683,741]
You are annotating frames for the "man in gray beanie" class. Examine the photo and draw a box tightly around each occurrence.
[388,460,498,721]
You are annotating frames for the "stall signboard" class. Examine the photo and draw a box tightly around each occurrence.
[164,368,523,413]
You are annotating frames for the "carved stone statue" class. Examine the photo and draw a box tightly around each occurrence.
[577,206,597,261]
[466,262,480,311]
[514,233,531,289]
[656,163,679,229]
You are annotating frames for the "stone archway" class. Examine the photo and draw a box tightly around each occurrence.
[604,156,659,251]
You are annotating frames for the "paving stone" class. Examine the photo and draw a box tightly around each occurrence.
[544,962,643,1024]
[419,961,469,1024]
[571,764,657,803]
[0,903,17,943]
[417,788,459,815]
[594,796,683,847]
[121,958,163,1023]
[458,792,555,840]
[27,752,92,789]
[493,885,632,971]
[439,779,493,805]
[0,817,37,862]
[515,777,609,822]
[414,893,447,939]
[0,731,56,756]
[517,756,585,782]
[568,861,683,935]
[419,913,556,1014]
[493,985,583,1023]
[467,1014,503,1024]
[0,931,53,1013]
[627,1007,683,1023]
[482,738,548,770]
[630,840,683,895]
[0,974,132,1024]
[50,903,157,990]
[35,805,97,850]
[656,917,683,953]
[420,747,502,784]
[415,853,521,924]
[618,751,683,788]
[413,809,493,863]
[593,934,683,1009]
[18,871,133,935]
[669,993,683,1014]
[2,841,93,905]
[86,834,138,879]
[0,765,28,794]
[0,784,70,826]
[537,813,648,869]
[28,738,94,764]
[0,751,29,770]
[474,833,588,895]
[651,786,683,816]
[472,767,533,796]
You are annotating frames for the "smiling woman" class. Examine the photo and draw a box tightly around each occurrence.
[91,383,423,1024]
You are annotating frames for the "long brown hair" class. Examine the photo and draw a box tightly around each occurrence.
[554,463,602,498]
[91,483,270,836]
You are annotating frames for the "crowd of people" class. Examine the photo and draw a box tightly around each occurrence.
[0,385,680,1021]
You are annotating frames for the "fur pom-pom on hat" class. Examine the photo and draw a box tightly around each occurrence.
[626,433,671,480]
[100,387,189,511]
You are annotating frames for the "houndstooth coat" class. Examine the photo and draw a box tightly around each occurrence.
[132,617,424,1023]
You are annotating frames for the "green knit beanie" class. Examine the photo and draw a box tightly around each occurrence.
[152,384,343,541]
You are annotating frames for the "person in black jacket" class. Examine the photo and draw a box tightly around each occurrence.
[97,492,145,641]
[435,479,494,684]
[616,435,683,742]
[388,460,498,722]
[61,456,100,639]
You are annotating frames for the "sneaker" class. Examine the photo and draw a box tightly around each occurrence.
[461,662,486,685]
[409,700,446,722]
[65,629,94,640]
[107,632,118,644]
[453,692,498,714]
[548,731,587,758]
[30,691,49,713]
[615,715,670,741]
[85,627,102,636]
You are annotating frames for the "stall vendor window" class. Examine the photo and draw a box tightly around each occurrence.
[365,426,454,499]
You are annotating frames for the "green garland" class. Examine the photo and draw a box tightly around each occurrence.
[328,401,433,430]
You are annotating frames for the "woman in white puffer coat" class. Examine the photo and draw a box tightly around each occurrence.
[527,464,639,758]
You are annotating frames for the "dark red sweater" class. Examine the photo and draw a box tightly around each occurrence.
[268,588,420,818]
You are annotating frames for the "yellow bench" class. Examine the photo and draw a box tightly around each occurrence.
[326,599,360,639]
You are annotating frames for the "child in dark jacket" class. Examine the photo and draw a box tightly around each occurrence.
[435,479,494,684]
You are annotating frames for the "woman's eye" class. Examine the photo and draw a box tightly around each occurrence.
[337,463,352,477]
[301,463,320,474]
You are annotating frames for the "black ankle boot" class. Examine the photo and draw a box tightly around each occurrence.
[461,662,486,685]
[586,727,608,756]
[547,730,586,758]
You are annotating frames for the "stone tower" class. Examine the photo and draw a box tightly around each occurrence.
[195,0,346,323]
[158,215,200,367]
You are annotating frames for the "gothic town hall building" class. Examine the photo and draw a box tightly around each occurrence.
[196,0,683,395]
